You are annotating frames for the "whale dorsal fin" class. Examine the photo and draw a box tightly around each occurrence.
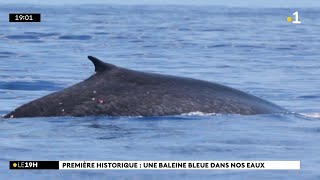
[88,56,116,73]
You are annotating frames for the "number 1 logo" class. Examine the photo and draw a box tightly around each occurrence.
[292,11,301,24]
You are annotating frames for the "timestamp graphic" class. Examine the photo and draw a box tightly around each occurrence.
[9,13,41,22]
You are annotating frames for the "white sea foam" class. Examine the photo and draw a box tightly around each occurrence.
[299,113,320,118]
[181,111,217,116]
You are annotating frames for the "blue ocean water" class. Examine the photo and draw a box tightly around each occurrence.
[0,4,320,179]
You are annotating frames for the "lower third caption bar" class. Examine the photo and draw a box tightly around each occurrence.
[9,161,300,170]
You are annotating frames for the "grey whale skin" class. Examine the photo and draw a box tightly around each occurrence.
[4,56,285,118]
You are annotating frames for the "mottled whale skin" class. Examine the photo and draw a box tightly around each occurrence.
[4,56,285,118]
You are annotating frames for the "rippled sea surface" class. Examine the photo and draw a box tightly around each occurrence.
[0,4,320,179]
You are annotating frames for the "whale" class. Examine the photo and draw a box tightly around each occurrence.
[4,56,286,118]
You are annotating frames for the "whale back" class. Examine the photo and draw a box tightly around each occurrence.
[4,56,286,118]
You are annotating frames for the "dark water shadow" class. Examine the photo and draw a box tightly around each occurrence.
[0,81,63,91]
[58,35,92,40]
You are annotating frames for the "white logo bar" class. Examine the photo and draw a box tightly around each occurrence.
[59,161,300,170]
